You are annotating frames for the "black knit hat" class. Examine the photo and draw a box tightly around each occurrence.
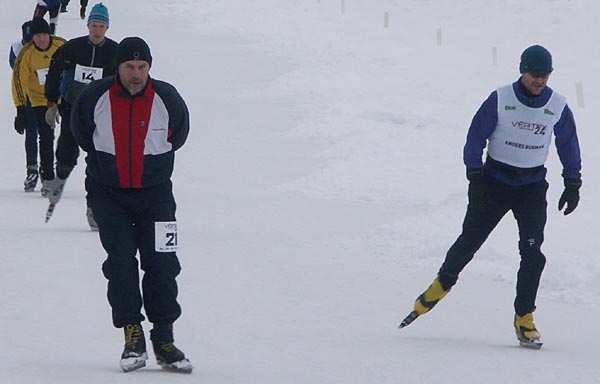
[115,37,152,67]
[29,16,50,35]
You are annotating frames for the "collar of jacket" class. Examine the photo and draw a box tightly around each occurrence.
[86,36,107,47]
[33,36,54,52]
[513,78,553,108]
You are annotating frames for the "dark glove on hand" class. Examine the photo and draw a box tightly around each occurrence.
[558,178,582,215]
[14,106,27,135]
[467,168,490,210]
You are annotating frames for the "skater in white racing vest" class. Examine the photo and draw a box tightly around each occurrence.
[399,45,582,349]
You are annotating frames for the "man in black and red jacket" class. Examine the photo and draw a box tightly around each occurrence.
[71,37,192,374]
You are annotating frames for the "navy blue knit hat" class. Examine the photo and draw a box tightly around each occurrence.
[21,20,33,43]
[87,3,109,27]
[519,45,553,74]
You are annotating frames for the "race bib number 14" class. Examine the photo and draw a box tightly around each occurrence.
[155,221,178,252]
[74,64,104,84]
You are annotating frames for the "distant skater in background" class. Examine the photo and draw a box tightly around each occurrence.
[399,45,582,349]
[60,0,89,19]
[44,2,117,228]
[33,0,63,34]
[9,21,40,192]
[71,37,192,373]
[12,17,66,194]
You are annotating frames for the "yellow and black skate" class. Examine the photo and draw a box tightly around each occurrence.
[514,312,543,349]
[399,278,449,328]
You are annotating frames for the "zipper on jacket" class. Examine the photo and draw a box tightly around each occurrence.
[90,45,96,67]
[128,97,135,188]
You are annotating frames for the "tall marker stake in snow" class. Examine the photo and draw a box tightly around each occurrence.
[384,11,389,28]
[492,46,498,66]
[436,28,442,46]
[341,0,345,13]
[576,82,584,108]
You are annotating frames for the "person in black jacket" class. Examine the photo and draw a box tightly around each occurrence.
[44,2,116,229]
[71,37,192,373]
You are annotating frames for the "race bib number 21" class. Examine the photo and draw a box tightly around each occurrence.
[155,221,178,252]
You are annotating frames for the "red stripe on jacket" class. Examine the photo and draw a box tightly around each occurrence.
[109,80,155,188]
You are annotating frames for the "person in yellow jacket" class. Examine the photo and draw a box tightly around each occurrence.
[12,17,66,194]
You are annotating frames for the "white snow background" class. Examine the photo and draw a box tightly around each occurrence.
[1,0,599,383]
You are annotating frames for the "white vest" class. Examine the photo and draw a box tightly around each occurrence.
[487,84,566,168]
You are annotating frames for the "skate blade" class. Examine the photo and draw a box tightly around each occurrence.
[159,358,193,374]
[45,203,55,223]
[399,311,419,329]
[519,340,543,349]
[120,352,148,372]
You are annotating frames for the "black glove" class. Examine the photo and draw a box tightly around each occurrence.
[558,178,582,215]
[467,168,490,210]
[14,106,27,135]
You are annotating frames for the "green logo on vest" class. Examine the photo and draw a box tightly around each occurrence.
[505,105,516,111]
[544,108,554,116]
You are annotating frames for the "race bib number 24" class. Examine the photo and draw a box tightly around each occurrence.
[155,221,178,252]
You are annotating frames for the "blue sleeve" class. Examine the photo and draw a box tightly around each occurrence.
[463,91,498,169]
[554,104,582,179]
[9,48,16,69]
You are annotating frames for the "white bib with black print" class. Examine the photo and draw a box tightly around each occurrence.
[487,84,566,168]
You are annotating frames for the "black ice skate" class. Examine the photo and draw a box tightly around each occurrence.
[120,324,148,372]
[152,340,193,373]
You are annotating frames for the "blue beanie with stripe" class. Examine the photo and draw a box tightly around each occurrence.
[87,3,109,27]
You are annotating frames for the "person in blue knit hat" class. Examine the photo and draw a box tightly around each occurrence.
[399,44,582,350]
[86,2,109,27]
[43,2,118,229]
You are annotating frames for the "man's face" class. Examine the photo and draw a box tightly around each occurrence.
[521,72,551,96]
[32,33,50,50]
[87,22,108,45]
[118,60,150,95]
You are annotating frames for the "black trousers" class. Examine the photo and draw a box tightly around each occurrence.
[24,102,38,167]
[90,179,182,328]
[32,106,55,180]
[438,176,548,316]
[56,103,79,176]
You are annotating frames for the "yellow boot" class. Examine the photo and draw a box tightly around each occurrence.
[414,278,449,315]
[514,312,543,348]
[399,278,449,328]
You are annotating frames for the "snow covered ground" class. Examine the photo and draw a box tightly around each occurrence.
[1,0,599,383]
